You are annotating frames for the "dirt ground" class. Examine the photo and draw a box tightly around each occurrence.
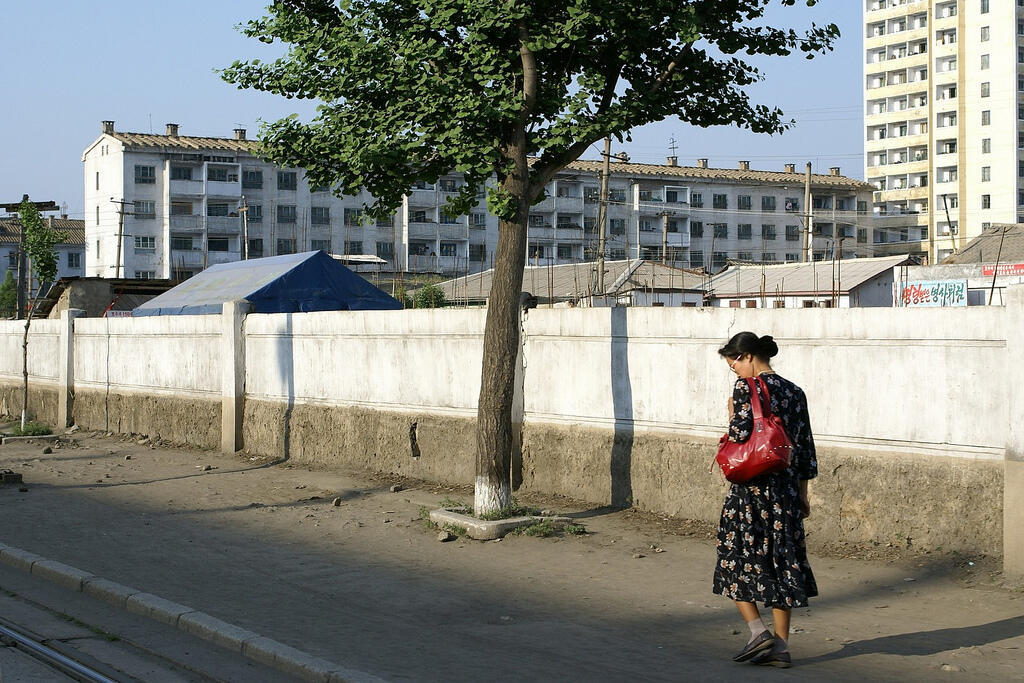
[1,429,1023,682]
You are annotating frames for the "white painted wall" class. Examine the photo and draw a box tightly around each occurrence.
[0,320,61,385]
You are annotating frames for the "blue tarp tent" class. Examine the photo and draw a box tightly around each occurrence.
[132,251,402,316]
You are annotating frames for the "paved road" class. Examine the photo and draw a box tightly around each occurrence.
[1,433,1023,682]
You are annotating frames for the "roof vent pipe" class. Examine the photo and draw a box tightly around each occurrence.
[101,120,114,134]
[784,163,796,173]
[666,156,678,167]
[166,123,179,137]
[234,128,246,140]
[738,160,750,171]
[696,158,708,169]
[829,166,841,176]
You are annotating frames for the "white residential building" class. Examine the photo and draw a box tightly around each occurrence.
[864,0,1024,263]
[0,216,86,294]
[82,121,872,279]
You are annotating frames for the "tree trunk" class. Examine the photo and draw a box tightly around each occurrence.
[474,166,532,516]
[21,314,30,431]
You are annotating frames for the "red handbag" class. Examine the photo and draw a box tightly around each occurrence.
[715,377,792,483]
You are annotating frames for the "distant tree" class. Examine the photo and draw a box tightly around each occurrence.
[0,272,15,318]
[18,200,63,430]
[224,0,838,514]
[414,283,448,309]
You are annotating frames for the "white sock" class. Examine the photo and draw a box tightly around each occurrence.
[746,618,768,644]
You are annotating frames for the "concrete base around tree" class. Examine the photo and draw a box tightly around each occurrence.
[429,508,573,540]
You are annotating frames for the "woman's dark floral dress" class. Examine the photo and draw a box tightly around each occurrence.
[712,373,818,608]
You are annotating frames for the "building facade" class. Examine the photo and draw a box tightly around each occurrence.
[0,216,86,298]
[83,121,872,280]
[864,0,1024,262]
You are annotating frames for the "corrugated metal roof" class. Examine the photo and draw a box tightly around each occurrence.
[0,217,85,246]
[708,255,914,298]
[562,160,873,191]
[108,131,260,154]
[944,224,1024,265]
[438,259,707,303]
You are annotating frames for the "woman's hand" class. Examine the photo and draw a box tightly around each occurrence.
[727,396,734,420]
[799,495,811,519]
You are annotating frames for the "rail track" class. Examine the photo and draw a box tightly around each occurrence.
[0,618,120,683]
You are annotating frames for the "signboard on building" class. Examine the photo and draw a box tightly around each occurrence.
[899,280,968,307]
[981,263,1024,277]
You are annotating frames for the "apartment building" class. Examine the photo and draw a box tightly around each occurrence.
[864,0,1024,262]
[0,216,86,294]
[82,121,872,279]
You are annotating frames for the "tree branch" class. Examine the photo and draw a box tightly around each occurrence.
[647,43,693,97]
[518,23,538,125]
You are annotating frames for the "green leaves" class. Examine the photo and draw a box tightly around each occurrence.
[19,200,63,291]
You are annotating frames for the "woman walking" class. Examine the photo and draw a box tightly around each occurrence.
[714,332,817,668]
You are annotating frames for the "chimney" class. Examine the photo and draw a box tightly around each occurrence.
[829,166,841,176]
[697,158,708,169]
[234,128,247,140]
[166,123,179,137]
[738,160,750,171]
[784,163,796,173]
[101,120,115,134]
[666,156,678,167]
[615,151,630,163]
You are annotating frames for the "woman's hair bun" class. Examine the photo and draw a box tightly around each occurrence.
[758,335,779,358]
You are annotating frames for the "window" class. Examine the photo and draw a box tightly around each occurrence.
[310,183,329,193]
[785,197,800,212]
[982,110,991,125]
[737,195,752,210]
[170,201,192,216]
[609,218,625,235]
[377,215,394,228]
[761,224,776,240]
[857,200,868,213]
[609,248,626,259]
[311,206,330,225]
[690,221,704,238]
[712,194,728,209]
[981,53,990,70]
[277,205,297,223]
[639,218,656,232]
[345,241,363,254]
[713,223,728,239]
[981,82,990,98]
[95,171,99,190]
[689,250,704,268]
[207,167,230,182]
[207,203,230,216]
[96,206,100,225]
[737,224,752,240]
[982,166,991,182]
[981,26,990,41]
[171,166,192,181]
[608,188,626,202]
[690,192,703,208]
[208,238,229,252]
[171,236,194,250]
[411,180,433,190]
[308,239,329,252]
[983,138,991,154]
[468,243,485,262]
[981,0,989,13]
[248,204,262,222]
[134,200,155,219]
[67,252,81,269]
[440,212,460,224]
[665,189,686,203]
[470,213,487,228]
[134,165,155,184]
[438,178,457,192]
[248,239,264,257]
[712,251,728,269]
[277,171,297,191]
[529,244,547,259]
[738,252,753,261]
[344,208,364,226]
[277,238,296,255]
[786,253,800,262]
[557,244,573,259]
[761,196,776,212]
[410,210,428,223]
[982,194,991,209]
[242,169,262,189]
[134,236,155,252]
[584,216,596,232]
[785,225,801,241]
[134,271,155,279]
[377,241,395,259]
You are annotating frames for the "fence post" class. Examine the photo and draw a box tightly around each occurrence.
[57,308,85,428]
[221,300,251,453]
[1005,285,1024,580]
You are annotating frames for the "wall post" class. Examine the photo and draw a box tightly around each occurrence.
[221,300,251,453]
[57,308,85,428]
[1005,285,1024,580]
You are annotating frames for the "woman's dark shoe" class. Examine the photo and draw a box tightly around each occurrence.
[733,631,775,662]
[750,650,792,668]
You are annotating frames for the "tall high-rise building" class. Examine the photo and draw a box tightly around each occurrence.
[864,0,1021,263]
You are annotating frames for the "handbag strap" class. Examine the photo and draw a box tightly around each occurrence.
[745,376,774,420]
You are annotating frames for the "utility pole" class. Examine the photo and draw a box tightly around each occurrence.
[596,136,611,297]
[110,198,134,279]
[238,196,249,260]
[802,162,813,263]
[658,211,675,265]
[0,195,59,319]
[941,193,956,260]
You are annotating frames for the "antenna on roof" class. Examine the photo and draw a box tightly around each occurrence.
[668,135,678,157]
[148,114,152,133]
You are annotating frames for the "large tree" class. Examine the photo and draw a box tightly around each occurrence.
[224,0,838,515]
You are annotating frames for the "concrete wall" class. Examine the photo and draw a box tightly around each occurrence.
[0,319,62,423]
[0,297,1019,562]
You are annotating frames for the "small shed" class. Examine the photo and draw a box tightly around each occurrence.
[133,251,402,316]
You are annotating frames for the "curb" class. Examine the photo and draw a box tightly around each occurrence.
[0,541,385,683]
[429,508,574,540]
[0,434,60,445]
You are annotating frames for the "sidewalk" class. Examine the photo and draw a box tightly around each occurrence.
[1,432,1022,682]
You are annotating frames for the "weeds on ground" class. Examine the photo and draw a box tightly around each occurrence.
[442,523,468,538]
[509,520,588,538]
[439,496,470,511]
[478,498,542,521]
[419,505,438,530]
[7,422,51,437]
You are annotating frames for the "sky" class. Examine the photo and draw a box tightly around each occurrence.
[0,1,863,220]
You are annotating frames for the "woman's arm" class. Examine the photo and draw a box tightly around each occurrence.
[727,379,753,443]
[799,479,810,519]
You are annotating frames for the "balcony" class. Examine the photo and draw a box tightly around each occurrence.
[531,196,555,212]
[407,189,438,207]
[555,224,584,241]
[170,249,205,268]
[206,216,242,233]
[206,180,241,198]
[527,225,554,240]
[207,251,240,266]
[408,222,469,241]
[169,179,204,196]
[554,196,584,212]
[169,215,202,232]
